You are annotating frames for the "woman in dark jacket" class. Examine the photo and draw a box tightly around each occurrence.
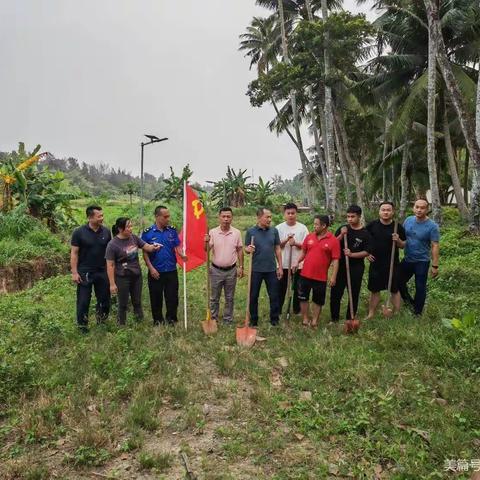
[106,217,160,325]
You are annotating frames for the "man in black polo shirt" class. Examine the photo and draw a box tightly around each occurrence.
[71,205,112,332]
[245,207,283,327]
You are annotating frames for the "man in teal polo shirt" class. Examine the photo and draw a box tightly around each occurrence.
[245,208,283,327]
[142,205,187,325]
[398,199,440,315]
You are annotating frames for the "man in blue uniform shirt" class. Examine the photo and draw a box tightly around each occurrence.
[142,205,187,325]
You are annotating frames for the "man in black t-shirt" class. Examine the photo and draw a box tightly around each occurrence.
[71,205,111,332]
[330,205,371,323]
[365,202,406,319]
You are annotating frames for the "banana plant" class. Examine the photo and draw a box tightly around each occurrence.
[0,143,45,211]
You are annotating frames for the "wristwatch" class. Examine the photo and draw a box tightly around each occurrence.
[432,265,439,269]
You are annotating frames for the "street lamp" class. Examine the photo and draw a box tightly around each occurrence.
[140,134,168,229]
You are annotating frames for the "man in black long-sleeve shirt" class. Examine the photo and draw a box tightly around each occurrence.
[330,205,371,323]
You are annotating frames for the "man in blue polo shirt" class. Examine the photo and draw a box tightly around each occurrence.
[142,205,187,325]
[399,199,440,315]
[245,207,283,327]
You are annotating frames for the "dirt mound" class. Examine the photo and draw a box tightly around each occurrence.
[0,256,69,293]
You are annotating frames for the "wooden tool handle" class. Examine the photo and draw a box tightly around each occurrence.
[344,233,355,320]
[206,240,211,310]
[385,221,398,305]
[245,236,255,327]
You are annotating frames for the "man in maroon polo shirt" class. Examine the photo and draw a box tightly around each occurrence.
[295,215,340,327]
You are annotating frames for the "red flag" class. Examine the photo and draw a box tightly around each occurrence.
[177,183,207,272]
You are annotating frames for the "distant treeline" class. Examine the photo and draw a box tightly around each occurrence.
[38,154,164,198]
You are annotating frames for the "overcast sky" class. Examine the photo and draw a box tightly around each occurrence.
[0,0,374,184]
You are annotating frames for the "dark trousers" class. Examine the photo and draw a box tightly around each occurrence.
[76,270,110,327]
[330,263,364,321]
[116,273,143,325]
[278,269,301,314]
[249,271,280,326]
[147,270,179,324]
[398,260,430,315]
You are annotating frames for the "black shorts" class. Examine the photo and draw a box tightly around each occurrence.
[298,276,327,306]
[368,262,400,293]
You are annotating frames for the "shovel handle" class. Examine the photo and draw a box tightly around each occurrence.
[344,233,356,321]
[245,236,255,327]
[385,221,398,308]
[206,240,211,315]
[284,244,294,320]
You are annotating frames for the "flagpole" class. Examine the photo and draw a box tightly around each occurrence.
[183,180,188,330]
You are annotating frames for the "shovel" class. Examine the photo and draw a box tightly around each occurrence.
[382,221,398,318]
[284,242,294,323]
[236,237,256,348]
[201,241,218,335]
[343,233,360,334]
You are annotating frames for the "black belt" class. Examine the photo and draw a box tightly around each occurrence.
[212,263,236,271]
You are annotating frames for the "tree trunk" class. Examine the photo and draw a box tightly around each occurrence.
[321,0,337,217]
[390,139,396,202]
[443,98,470,219]
[305,0,313,19]
[473,58,480,229]
[304,1,325,206]
[310,101,329,206]
[426,12,442,223]
[424,0,480,228]
[463,149,469,204]
[382,115,389,201]
[333,105,366,210]
[400,137,410,220]
[277,0,314,206]
[333,120,351,206]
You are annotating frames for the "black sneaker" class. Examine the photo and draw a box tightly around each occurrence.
[78,325,89,334]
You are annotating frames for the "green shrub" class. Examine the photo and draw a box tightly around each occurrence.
[138,451,172,471]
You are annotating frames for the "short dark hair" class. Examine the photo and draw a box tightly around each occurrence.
[219,207,233,214]
[112,217,130,236]
[379,201,395,209]
[256,207,270,217]
[154,205,168,216]
[86,205,102,218]
[415,198,429,206]
[347,204,362,216]
[314,214,330,227]
[283,202,298,212]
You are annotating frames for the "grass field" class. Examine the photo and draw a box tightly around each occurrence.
[0,210,479,479]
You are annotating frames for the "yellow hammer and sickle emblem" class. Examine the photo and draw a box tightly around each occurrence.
[192,199,204,220]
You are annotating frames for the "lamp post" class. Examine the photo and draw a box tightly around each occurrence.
[140,134,168,229]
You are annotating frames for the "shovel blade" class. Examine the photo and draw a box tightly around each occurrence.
[236,326,257,348]
[382,305,394,318]
[202,310,218,335]
[344,319,360,334]
[351,318,361,333]
[202,318,218,335]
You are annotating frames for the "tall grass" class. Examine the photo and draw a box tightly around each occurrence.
[0,208,68,267]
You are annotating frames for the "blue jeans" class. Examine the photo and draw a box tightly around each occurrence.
[398,260,430,315]
[249,271,280,326]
